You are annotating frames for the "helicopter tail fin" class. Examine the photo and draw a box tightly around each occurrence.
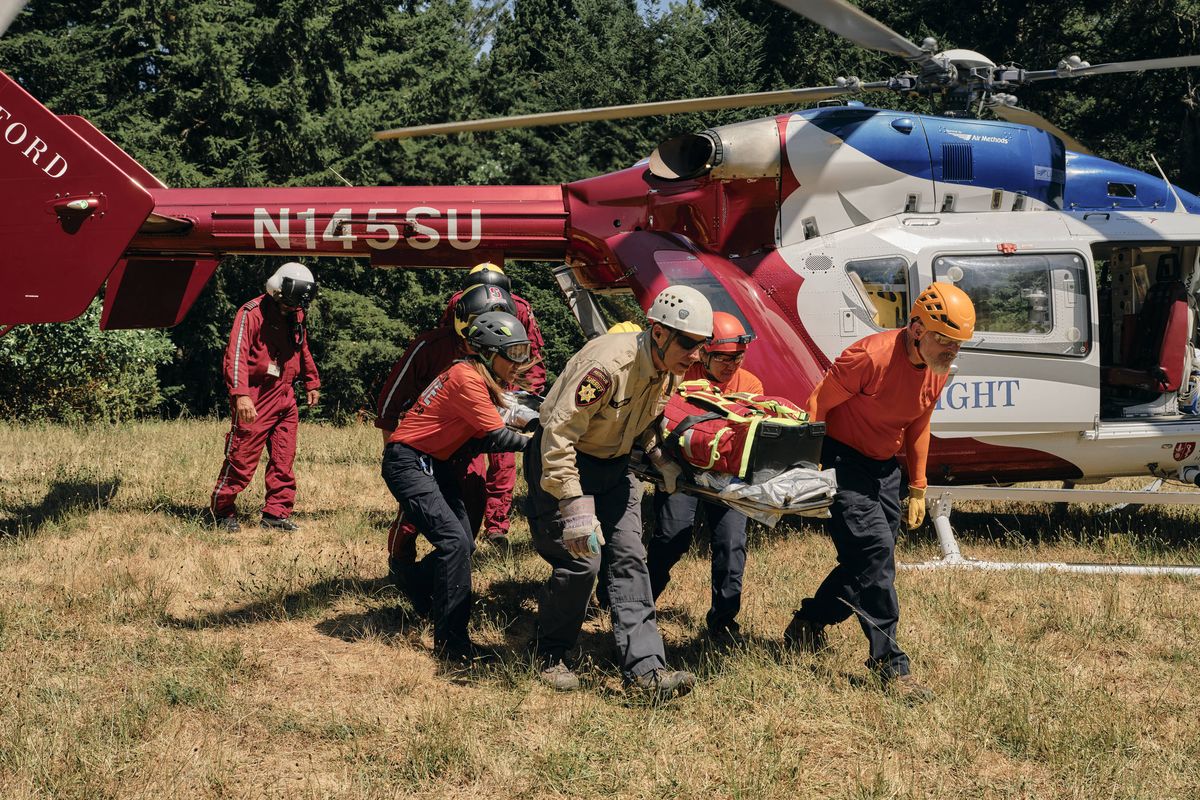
[0,69,156,325]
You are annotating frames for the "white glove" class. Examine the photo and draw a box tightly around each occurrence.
[558,496,605,557]
[648,448,684,494]
[498,393,540,429]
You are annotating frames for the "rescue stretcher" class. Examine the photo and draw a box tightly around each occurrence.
[506,389,837,525]
[631,452,837,526]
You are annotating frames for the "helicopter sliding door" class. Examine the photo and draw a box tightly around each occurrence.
[925,250,1098,437]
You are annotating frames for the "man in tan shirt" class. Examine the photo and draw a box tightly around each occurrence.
[525,286,712,701]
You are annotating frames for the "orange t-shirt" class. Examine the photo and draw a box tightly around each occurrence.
[683,363,765,395]
[805,328,947,488]
[390,361,505,461]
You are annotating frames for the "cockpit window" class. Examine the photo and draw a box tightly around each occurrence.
[845,256,910,329]
[654,251,755,336]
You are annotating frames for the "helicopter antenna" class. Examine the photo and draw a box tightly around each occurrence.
[1148,152,1187,213]
[327,166,354,188]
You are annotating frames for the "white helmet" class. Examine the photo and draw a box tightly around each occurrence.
[265,262,318,308]
[646,285,713,338]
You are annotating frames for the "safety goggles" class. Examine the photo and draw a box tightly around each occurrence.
[708,351,747,365]
[497,342,532,364]
[672,332,708,352]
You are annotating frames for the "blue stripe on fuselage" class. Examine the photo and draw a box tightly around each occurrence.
[797,107,1198,214]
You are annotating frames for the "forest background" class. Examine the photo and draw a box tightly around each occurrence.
[3,0,1200,421]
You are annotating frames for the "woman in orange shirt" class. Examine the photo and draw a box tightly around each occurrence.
[381,311,534,663]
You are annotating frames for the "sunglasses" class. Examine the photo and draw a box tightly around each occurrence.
[929,332,962,347]
[709,351,747,364]
[673,332,708,352]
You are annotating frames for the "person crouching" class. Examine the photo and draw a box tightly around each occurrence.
[380,311,535,664]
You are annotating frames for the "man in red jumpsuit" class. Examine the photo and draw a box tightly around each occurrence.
[377,279,525,568]
[210,262,320,532]
[438,263,546,547]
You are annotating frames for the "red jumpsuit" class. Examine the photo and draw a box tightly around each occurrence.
[439,291,546,538]
[210,294,319,520]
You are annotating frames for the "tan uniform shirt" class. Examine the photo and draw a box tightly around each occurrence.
[539,331,674,500]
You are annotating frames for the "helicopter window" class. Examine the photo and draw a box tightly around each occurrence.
[654,251,755,336]
[845,257,909,329]
[933,253,1091,357]
[1107,182,1137,199]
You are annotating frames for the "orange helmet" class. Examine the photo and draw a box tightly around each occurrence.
[911,282,975,341]
[705,311,755,354]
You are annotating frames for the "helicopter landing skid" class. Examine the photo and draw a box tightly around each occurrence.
[904,486,1200,577]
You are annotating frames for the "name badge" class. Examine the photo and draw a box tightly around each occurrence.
[267,361,281,377]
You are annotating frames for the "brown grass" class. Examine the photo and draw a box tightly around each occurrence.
[2,420,1199,798]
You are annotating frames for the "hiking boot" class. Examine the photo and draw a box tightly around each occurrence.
[261,514,300,532]
[625,668,696,702]
[213,515,240,533]
[538,659,581,691]
[783,611,827,653]
[437,640,499,666]
[483,531,511,550]
[707,622,748,648]
[885,673,935,703]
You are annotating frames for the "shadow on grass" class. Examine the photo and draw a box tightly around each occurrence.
[315,605,427,644]
[164,574,395,629]
[0,476,121,537]
[909,506,1200,554]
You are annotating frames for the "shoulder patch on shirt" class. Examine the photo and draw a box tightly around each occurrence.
[575,367,612,407]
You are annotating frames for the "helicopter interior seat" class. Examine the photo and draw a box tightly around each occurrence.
[1102,253,1190,394]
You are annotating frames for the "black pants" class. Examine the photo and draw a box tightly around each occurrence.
[799,437,909,678]
[381,442,475,649]
[648,491,748,632]
[524,430,666,680]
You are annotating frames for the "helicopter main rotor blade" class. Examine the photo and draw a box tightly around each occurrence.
[0,0,28,37]
[374,84,878,140]
[989,102,1093,155]
[771,0,927,61]
[1024,54,1200,81]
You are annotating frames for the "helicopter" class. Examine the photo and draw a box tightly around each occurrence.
[5,0,1200,501]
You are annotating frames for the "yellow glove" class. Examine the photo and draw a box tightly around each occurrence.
[906,485,927,530]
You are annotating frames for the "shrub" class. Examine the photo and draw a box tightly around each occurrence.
[0,300,174,423]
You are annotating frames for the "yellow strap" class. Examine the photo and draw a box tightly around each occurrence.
[676,427,732,470]
[736,417,762,478]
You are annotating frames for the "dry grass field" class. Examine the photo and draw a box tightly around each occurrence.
[2,419,1200,799]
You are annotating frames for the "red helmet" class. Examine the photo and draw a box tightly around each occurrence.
[704,312,755,354]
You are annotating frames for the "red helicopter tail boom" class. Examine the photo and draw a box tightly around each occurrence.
[0,69,159,325]
[1,69,574,328]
